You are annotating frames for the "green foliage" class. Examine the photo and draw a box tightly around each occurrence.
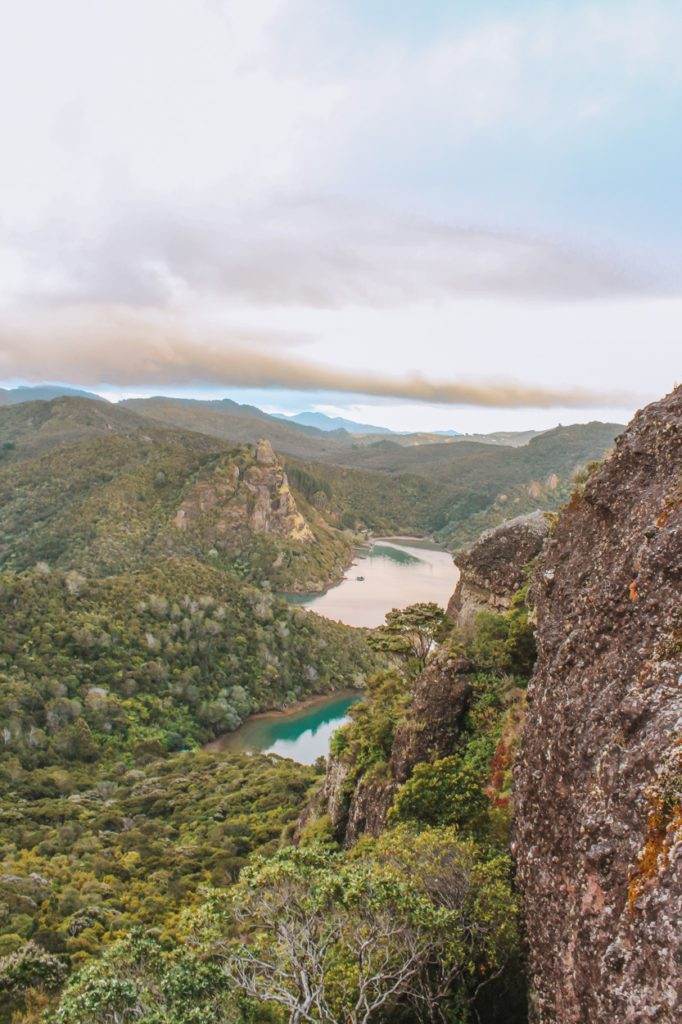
[390,755,487,832]
[0,556,374,1020]
[49,932,242,1024]
[367,602,450,674]
[0,942,67,1020]
[465,589,536,677]
[0,560,373,769]
[0,750,318,968]
[0,395,564,1023]
[209,829,520,1024]
[332,669,411,781]
[284,465,332,503]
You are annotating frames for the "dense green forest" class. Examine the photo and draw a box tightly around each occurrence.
[0,401,353,592]
[0,561,373,767]
[1,588,534,1023]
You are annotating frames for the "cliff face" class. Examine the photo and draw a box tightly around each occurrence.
[514,388,681,1024]
[173,439,314,545]
[449,511,550,630]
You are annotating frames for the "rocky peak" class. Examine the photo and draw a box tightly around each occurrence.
[255,437,276,465]
[173,443,314,545]
[449,510,550,630]
[514,387,681,1024]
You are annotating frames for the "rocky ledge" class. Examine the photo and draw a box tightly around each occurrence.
[448,510,550,630]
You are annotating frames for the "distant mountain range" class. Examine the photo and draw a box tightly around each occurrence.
[274,410,464,437]
[0,384,103,405]
[274,410,393,434]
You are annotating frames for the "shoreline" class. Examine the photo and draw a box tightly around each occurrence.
[204,688,362,750]
[282,535,451,604]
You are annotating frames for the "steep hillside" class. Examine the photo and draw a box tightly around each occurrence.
[0,396,163,457]
[283,457,436,535]
[515,386,681,1024]
[0,400,351,591]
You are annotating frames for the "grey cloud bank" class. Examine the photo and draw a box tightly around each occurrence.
[8,200,659,311]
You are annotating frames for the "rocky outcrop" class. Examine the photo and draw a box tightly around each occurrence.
[345,772,397,845]
[173,439,314,545]
[324,755,353,833]
[389,655,472,784]
[324,652,474,846]
[514,388,681,1024]
[449,510,550,629]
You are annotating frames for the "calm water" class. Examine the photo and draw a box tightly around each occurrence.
[211,539,457,762]
[289,538,459,628]
[208,692,361,764]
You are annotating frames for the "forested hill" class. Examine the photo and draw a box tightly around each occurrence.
[0,399,352,592]
[121,396,353,460]
[287,420,624,547]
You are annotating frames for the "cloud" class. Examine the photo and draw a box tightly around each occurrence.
[1,2,680,315]
[0,305,638,409]
[7,198,659,312]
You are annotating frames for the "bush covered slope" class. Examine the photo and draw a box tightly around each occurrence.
[320,420,623,546]
[0,560,373,765]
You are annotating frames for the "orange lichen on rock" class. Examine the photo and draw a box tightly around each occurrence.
[628,794,682,909]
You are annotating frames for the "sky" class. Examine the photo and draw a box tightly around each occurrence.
[0,0,680,432]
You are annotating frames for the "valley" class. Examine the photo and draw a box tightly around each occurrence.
[0,387,678,1024]
[4,6,679,1020]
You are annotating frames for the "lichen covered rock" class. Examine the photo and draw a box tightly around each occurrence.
[344,770,397,845]
[514,387,681,1024]
[449,510,550,630]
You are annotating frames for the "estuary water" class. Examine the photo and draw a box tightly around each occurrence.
[207,691,361,764]
[212,539,457,762]
[288,538,459,629]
